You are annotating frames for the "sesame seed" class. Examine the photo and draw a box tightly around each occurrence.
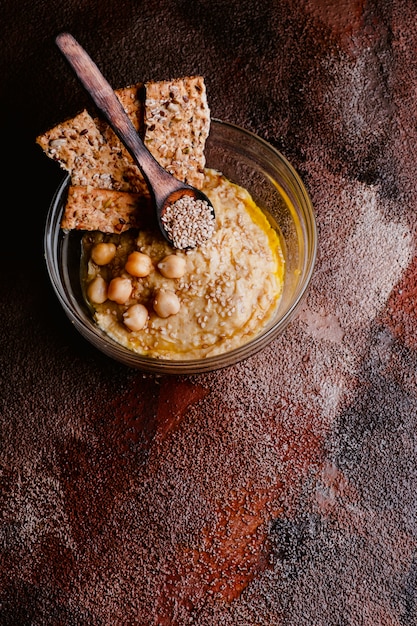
[161,195,215,249]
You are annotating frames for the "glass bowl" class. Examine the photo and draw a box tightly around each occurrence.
[44,119,317,374]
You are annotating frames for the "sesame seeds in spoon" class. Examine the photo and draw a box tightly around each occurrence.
[55,32,215,249]
[161,194,215,249]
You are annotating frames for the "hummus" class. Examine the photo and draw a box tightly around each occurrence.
[81,169,285,360]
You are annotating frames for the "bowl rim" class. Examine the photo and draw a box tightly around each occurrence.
[44,118,317,374]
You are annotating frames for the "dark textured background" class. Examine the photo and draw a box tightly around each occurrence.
[2,1,417,624]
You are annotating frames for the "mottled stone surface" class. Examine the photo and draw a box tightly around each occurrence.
[1,0,417,624]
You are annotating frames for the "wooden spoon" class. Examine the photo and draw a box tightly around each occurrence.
[55,32,215,249]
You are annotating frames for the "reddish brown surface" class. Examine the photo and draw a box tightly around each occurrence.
[382,255,417,350]
[2,0,417,624]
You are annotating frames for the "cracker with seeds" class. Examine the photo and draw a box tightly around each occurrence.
[144,75,210,189]
[62,186,152,233]
[36,86,148,194]
[93,83,148,192]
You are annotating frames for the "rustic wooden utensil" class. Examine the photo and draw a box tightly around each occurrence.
[55,32,215,248]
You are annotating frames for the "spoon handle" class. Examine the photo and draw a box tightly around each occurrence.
[55,32,172,199]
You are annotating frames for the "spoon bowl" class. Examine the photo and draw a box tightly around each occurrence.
[55,32,215,249]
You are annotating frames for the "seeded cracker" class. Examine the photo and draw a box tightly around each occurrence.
[144,76,210,190]
[62,186,151,233]
[93,84,149,194]
[37,77,211,233]
[36,85,148,194]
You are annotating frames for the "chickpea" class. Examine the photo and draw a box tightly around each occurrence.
[123,303,149,331]
[157,254,186,279]
[107,276,132,304]
[125,251,153,277]
[87,275,108,304]
[91,242,116,265]
[153,289,180,318]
